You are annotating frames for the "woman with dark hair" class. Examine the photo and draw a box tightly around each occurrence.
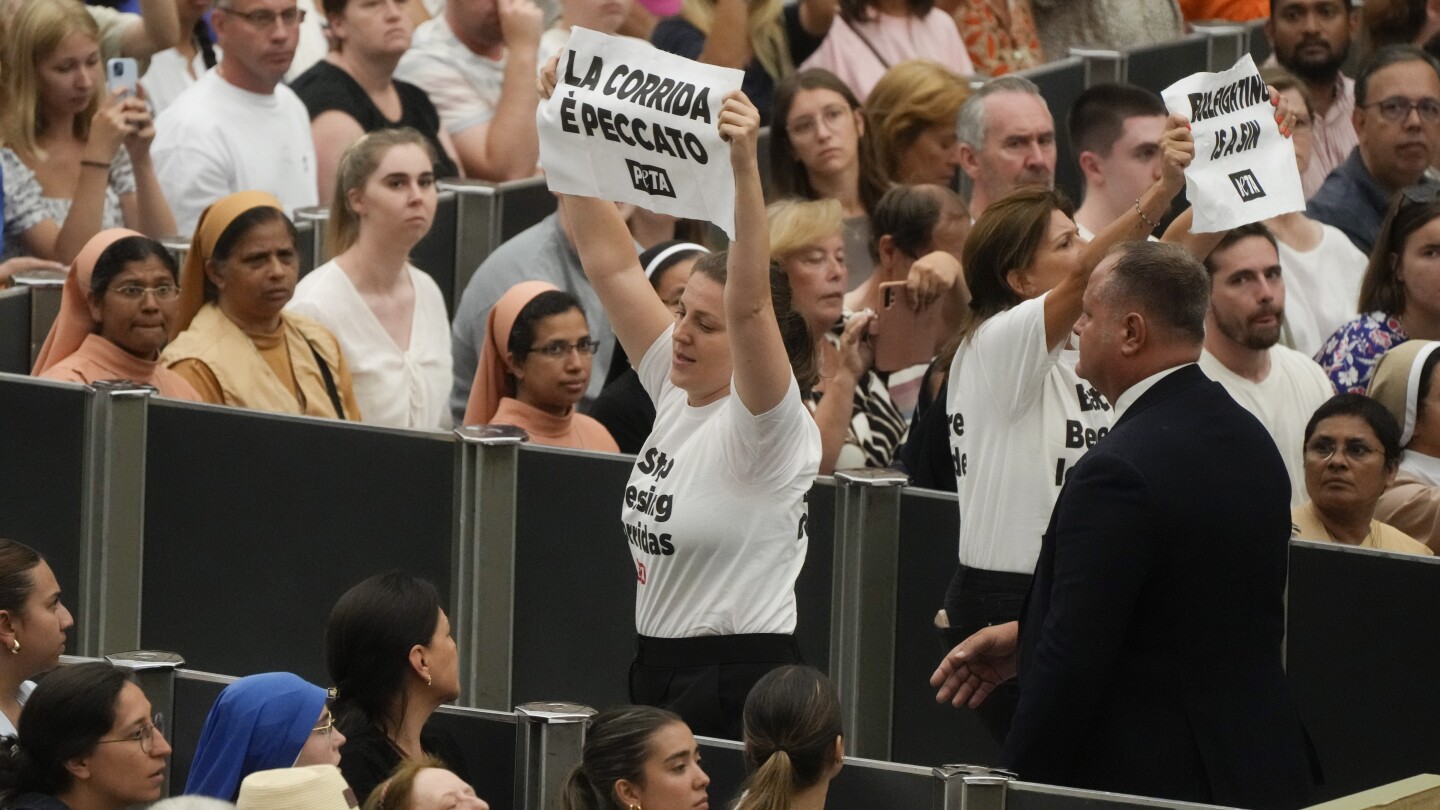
[463,281,618,451]
[542,67,821,738]
[650,0,833,124]
[0,661,172,810]
[798,0,971,100]
[185,672,346,801]
[769,69,889,287]
[32,229,200,399]
[558,706,707,810]
[160,191,361,419]
[734,666,842,810]
[291,0,458,199]
[1317,189,1440,394]
[939,118,1192,741]
[140,0,220,114]
[327,571,466,805]
[0,540,73,737]
[289,129,451,430]
[591,241,709,453]
[1292,392,1432,555]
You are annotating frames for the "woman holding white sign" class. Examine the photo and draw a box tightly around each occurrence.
[935,113,1197,742]
[543,63,822,740]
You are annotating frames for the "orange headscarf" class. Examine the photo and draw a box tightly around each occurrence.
[172,191,286,336]
[463,281,560,426]
[31,228,146,376]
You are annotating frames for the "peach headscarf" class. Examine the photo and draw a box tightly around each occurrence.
[31,228,146,375]
[172,191,286,335]
[463,281,560,425]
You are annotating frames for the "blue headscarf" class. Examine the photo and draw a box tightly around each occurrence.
[185,672,329,801]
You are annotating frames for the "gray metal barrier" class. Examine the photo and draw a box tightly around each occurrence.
[13,268,64,367]
[0,286,31,374]
[1125,34,1211,97]
[294,206,330,274]
[442,177,557,299]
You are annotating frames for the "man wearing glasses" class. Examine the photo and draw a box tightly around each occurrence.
[151,0,318,234]
[1307,45,1440,254]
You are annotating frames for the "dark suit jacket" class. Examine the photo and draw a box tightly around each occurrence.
[1001,364,1318,809]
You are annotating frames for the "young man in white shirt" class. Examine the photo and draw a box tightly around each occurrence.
[1197,223,1334,506]
[956,75,1058,221]
[394,0,543,180]
[151,0,317,234]
[1067,84,1168,242]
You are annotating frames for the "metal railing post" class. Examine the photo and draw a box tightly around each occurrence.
[828,468,908,760]
[452,425,527,710]
[513,702,596,810]
[439,180,503,297]
[1194,23,1248,72]
[1071,49,1127,86]
[107,651,185,796]
[294,207,331,272]
[77,382,152,657]
[13,268,65,367]
[934,765,1015,810]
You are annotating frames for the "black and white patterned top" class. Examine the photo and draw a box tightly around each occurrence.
[1,147,134,260]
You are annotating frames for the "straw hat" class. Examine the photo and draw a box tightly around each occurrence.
[235,765,357,810]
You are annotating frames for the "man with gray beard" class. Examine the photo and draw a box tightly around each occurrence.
[1197,223,1334,506]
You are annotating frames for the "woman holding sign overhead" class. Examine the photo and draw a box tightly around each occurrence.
[541,61,822,739]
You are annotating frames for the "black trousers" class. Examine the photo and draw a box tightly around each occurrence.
[629,633,801,741]
[939,563,1032,746]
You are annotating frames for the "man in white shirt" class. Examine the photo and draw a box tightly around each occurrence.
[1197,223,1335,506]
[956,75,1057,220]
[1266,0,1356,199]
[1066,84,1168,242]
[395,0,543,180]
[151,0,317,234]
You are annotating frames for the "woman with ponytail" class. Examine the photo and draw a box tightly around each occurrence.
[734,666,843,810]
[140,0,220,114]
[559,707,709,810]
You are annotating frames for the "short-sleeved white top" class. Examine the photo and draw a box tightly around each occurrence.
[626,325,822,638]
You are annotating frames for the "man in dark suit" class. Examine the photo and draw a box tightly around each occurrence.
[932,241,1319,809]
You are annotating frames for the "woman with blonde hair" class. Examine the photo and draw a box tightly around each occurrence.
[0,0,174,264]
[733,666,843,810]
[650,0,835,123]
[288,128,451,430]
[865,60,970,187]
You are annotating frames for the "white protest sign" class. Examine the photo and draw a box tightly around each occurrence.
[1161,54,1304,233]
[538,28,745,238]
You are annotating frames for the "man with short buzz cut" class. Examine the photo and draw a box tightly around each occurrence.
[956,75,1057,221]
[1267,0,1358,198]
[1067,83,1168,241]
[932,240,1320,808]
[395,0,544,182]
[151,0,317,234]
[1307,44,1440,254]
[1197,223,1334,507]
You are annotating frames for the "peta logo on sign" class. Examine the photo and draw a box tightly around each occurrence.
[1228,169,1266,202]
[626,159,677,198]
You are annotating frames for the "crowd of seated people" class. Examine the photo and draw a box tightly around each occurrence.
[16,1,1440,804]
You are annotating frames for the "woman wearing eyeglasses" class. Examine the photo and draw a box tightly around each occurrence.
[1317,187,1440,394]
[0,661,173,810]
[462,281,619,451]
[288,130,452,429]
[1291,393,1433,556]
[185,672,346,802]
[32,229,201,400]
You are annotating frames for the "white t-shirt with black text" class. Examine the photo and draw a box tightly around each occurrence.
[625,325,822,638]
[948,293,1116,573]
